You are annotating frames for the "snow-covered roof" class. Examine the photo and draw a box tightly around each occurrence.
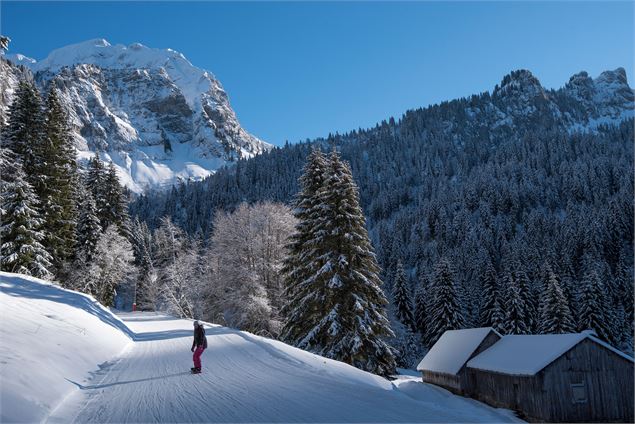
[416,327,500,375]
[467,331,634,376]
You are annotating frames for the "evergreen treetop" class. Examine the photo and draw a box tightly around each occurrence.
[539,266,576,334]
[392,260,415,331]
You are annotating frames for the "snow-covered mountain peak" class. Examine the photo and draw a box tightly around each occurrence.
[2,52,36,66]
[29,38,201,76]
[1,39,271,192]
[494,69,546,99]
[595,67,628,86]
[560,67,634,128]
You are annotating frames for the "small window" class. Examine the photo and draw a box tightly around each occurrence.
[571,382,587,404]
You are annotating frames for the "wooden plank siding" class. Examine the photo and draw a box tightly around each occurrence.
[467,338,634,422]
[540,338,633,423]
[422,371,462,393]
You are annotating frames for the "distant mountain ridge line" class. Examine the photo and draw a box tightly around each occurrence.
[1,38,633,193]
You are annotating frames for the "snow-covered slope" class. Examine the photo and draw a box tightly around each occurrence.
[1,39,270,192]
[0,272,519,423]
[0,272,132,423]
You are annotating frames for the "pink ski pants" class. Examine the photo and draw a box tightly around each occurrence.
[193,346,205,369]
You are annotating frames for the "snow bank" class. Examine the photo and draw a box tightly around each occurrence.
[467,332,634,376]
[416,327,499,375]
[0,272,132,423]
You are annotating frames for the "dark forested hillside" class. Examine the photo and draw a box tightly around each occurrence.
[131,69,634,353]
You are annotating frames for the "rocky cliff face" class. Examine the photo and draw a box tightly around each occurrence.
[1,39,270,192]
[457,67,633,138]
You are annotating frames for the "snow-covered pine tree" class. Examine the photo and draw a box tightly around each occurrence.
[103,162,130,236]
[392,260,415,331]
[42,81,79,271]
[504,273,528,335]
[478,260,505,333]
[557,260,577,330]
[538,266,576,334]
[426,258,465,346]
[282,149,396,376]
[413,278,428,336]
[577,268,614,344]
[280,148,329,323]
[0,164,53,278]
[511,266,535,332]
[85,154,107,226]
[75,184,102,261]
[3,80,47,189]
[613,254,634,349]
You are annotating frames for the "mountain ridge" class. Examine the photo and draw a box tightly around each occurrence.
[1,38,633,192]
[1,38,271,192]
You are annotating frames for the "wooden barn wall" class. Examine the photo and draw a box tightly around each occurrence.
[466,370,545,421]
[541,339,634,423]
[421,371,461,393]
[467,339,634,423]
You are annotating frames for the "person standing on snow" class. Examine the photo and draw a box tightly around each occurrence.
[191,320,207,374]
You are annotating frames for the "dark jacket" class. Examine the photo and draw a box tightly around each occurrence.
[192,325,207,349]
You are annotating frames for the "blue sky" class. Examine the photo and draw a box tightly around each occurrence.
[2,1,633,145]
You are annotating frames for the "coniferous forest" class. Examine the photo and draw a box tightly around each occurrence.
[2,67,633,375]
[130,85,635,367]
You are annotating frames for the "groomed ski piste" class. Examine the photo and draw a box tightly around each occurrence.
[0,272,521,423]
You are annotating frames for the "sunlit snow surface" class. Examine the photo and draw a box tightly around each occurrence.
[0,272,520,423]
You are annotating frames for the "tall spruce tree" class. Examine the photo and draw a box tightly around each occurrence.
[75,184,102,261]
[504,274,528,335]
[538,266,576,334]
[0,165,53,278]
[426,259,465,345]
[392,260,415,331]
[281,149,396,376]
[479,260,505,332]
[3,80,47,188]
[86,154,107,225]
[280,148,329,321]
[614,255,634,345]
[42,81,79,271]
[103,162,130,236]
[577,268,614,344]
[511,266,535,332]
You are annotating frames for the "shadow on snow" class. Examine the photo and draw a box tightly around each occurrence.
[65,372,192,390]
